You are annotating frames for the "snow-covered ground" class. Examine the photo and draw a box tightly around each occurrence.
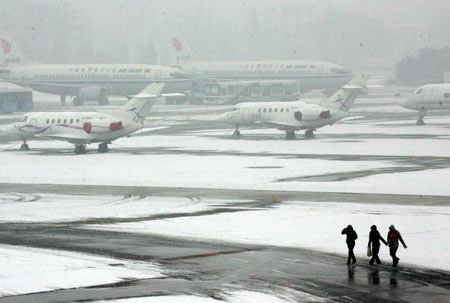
[0,244,163,297]
[0,193,232,223]
[87,200,450,271]
[94,290,322,303]
[0,116,449,195]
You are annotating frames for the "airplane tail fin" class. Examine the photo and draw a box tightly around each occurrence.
[118,83,165,121]
[321,75,369,112]
[0,28,36,66]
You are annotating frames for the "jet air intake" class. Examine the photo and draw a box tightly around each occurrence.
[319,110,331,119]
[294,111,302,121]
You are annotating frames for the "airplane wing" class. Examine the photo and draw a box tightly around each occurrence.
[36,134,90,144]
[255,121,299,130]
[8,80,81,95]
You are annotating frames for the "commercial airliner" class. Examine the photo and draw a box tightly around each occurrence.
[0,31,187,106]
[217,75,368,139]
[2,83,164,154]
[399,83,450,125]
[170,37,354,94]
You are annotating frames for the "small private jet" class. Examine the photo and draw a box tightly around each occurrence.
[399,83,450,125]
[217,75,369,139]
[2,83,165,154]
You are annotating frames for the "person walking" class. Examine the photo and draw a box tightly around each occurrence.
[387,225,407,267]
[342,225,358,265]
[368,225,387,265]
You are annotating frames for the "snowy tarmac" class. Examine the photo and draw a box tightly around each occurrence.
[0,90,449,302]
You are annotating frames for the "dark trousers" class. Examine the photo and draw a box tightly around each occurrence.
[347,243,356,264]
[370,245,381,264]
[390,246,399,265]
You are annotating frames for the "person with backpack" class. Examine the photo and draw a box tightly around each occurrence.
[341,225,358,265]
[387,225,407,267]
[368,225,388,265]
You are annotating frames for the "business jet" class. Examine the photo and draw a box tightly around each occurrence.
[1,83,165,154]
[399,83,450,125]
[0,30,188,106]
[170,37,353,94]
[217,75,368,139]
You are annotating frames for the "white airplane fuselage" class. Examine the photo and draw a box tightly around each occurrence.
[178,60,353,93]
[6,111,142,144]
[400,83,450,124]
[219,101,347,131]
[1,63,187,98]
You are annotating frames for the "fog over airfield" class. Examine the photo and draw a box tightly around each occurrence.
[0,0,449,70]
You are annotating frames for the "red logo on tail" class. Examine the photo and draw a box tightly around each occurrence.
[0,38,11,54]
[172,38,182,52]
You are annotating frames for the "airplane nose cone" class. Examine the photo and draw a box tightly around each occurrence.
[216,112,229,122]
[398,98,411,109]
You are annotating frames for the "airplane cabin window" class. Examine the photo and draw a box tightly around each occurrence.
[286,108,289,112]
[63,119,67,124]
[57,119,61,123]
[274,108,278,112]
[258,108,261,112]
[46,119,49,124]
[268,108,272,113]
[70,119,73,124]
[280,108,284,112]
[263,108,267,113]
[76,119,80,123]
[444,93,450,98]
[51,119,55,123]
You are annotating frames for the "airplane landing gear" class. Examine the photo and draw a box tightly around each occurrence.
[305,129,315,139]
[20,143,30,151]
[416,109,426,125]
[233,127,241,137]
[286,130,296,140]
[416,119,425,125]
[98,142,109,153]
[73,97,84,106]
[60,95,66,106]
[75,144,86,154]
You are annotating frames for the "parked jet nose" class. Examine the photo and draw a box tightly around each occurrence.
[216,112,230,122]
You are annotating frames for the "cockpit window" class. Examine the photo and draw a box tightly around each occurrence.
[20,116,27,122]
[415,89,422,94]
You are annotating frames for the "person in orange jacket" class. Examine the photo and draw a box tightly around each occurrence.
[387,225,407,267]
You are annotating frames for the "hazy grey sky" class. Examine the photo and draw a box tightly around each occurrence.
[1,0,449,71]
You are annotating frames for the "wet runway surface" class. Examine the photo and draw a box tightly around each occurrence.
[0,97,449,302]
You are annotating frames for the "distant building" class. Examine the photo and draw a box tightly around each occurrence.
[0,88,33,113]
[444,72,450,83]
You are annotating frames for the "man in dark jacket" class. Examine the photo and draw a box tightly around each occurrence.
[341,225,358,265]
[368,225,387,265]
[387,225,407,267]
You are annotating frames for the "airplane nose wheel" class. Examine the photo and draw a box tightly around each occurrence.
[416,119,425,125]
[305,129,315,139]
[233,128,241,137]
[75,144,87,154]
[20,143,30,151]
[98,142,109,153]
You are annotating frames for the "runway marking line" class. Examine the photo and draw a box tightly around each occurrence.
[160,249,254,261]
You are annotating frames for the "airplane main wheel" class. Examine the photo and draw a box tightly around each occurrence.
[73,97,84,106]
[233,129,241,137]
[20,143,30,151]
[75,144,86,154]
[416,119,425,125]
[305,129,315,138]
[98,96,109,105]
[98,143,109,153]
[286,131,296,140]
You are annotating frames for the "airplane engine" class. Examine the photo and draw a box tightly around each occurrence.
[78,86,107,101]
[296,108,331,121]
[83,119,123,134]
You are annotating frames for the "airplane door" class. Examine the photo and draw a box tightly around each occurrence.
[242,108,250,122]
[155,70,162,78]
